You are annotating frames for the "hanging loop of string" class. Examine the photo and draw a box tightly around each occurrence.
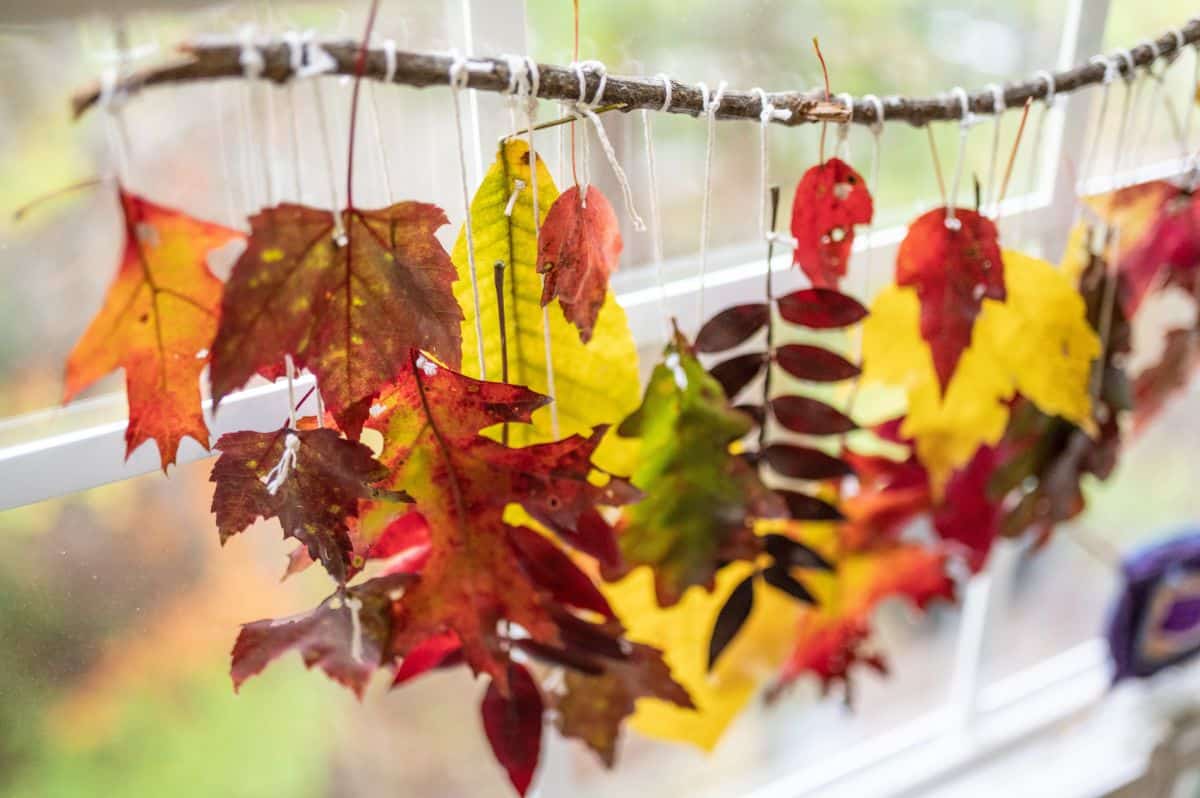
[568,60,646,230]
[1019,71,1056,243]
[983,83,1006,215]
[366,38,397,204]
[644,75,671,329]
[1184,33,1200,176]
[861,93,885,282]
[448,49,488,379]
[751,87,792,240]
[98,66,132,184]
[945,86,976,229]
[696,79,727,325]
[1080,54,1120,194]
[1109,48,1139,182]
[834,91,854,160]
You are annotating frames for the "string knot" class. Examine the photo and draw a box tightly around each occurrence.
[1033,70,1057,107]
[238,25,265,80]
[655,73,673,112]
[861,93,885,135]
[568,60,645,231]
[262,432,301,496]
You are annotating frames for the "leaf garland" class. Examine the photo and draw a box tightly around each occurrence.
[64,188,243,468]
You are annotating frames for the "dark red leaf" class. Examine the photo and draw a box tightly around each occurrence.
[896,208,1004,391]
[763,444,854,480]
[774,490,844,522]
[708,574,756,670]
[508,526,615,619]
[761,563,817,603]
[776,288,868,328]
[771,395,857,435]
[763,532,834,570]
[791,158,874,288]
[231,573,411,698]
[392,630,463,685]
[482,664,544,796]
[695,304,769,352]
[733,403,766,427]
[709,352,767,399]
[775,343,860,382]
[559,507,623,572]
[514,639,606,675]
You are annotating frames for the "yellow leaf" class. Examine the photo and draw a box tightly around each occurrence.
[861,250,1100,496]
[601,562,801,751]
[450,140,640,472]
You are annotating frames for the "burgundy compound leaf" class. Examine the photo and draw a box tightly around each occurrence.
[482,663,545,796]
[763,444,855,480]
[709,352,768,399]
[773,490,844,522]
[708,574,756,670]
[775,343,861,382]
[695,303,770,352]
[777,288,868,329]
[770,395,857,435]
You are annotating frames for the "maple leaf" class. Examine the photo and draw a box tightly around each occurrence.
[209,425,406,582]
[537,185,623,343]
[209,201,463,438]
[365,353,639,686]
[863,249,1099,496]
[553,638,694,767]
[452,140,640,472]
[64,188,243,469]
[790,158,874,288]
[231,572,412,698]
[895,208,1005,391]
[613,329,786,606]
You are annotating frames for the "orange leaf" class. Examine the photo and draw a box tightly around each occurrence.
[64,189,243,469]
[538,185,622,343]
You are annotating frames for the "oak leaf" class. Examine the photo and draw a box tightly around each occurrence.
[210,201,463,438]
[64,189,243,469]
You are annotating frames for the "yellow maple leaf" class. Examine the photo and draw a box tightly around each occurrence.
[861,249,1099,496]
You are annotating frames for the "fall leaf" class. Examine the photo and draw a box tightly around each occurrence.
[482,664,544,795]
[1133,326,1200,432]
[1118,189,1200,314]
[231,572,412,698]
[210,425,405,582]
[553,638,694,768]
[863,249,1099,496]
[210,201,463,438]
[365,353,639,686]
[613,329,785,605]
[790,157,874,288]
[538,185,623,343]
[452,140,640,470]
[64,188,243,469]
[895,208,1005,391]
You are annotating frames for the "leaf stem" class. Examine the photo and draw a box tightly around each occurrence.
[345,0,381,212]
[994,97,1033,213]
[493,259,510,445]
[758,185,781,455]
[12,177,104,222]
[501,103,624,141]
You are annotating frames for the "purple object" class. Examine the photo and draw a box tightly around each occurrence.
[1107,530,1200,682]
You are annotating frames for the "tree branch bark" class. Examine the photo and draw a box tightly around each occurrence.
[73,18,1200,128]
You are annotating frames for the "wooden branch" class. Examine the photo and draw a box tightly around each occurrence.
[73,18,1200,128]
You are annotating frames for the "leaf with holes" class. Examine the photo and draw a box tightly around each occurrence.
[895,208,1005,391]
[364,354,639,688]
[64,188,243,469]
[209,201,463,439]
[613,328,785,606]
[231,572,412,698]
[537,185,622,343]
[210,425,407,582]
[791,158,874,288]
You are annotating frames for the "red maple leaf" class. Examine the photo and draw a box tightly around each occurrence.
[538,185,623,343]
[64,188,243,469]
[209,202,463,438]
[896,208,1004,391]
[790,158,874,288]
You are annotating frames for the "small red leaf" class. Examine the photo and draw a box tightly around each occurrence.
[896,208,1004,391]
[392,630,462,685]
[709,352,767,398]
[482,664,544,796]
[763,444,854,480]
[771,395,857,435]
[708,575,755,670]
[777,288,868,328]
[508,526,615,619]
[791,158,874,288]
[366,510,432,574]
[775,343,860,382]
[538,185,623,343]
[695,304,770,352]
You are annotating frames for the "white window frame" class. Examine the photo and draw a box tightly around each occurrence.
[3,0,1197,795]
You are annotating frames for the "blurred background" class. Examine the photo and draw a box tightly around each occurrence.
[1,1,1199,796]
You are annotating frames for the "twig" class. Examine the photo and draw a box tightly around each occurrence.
[71,19,1200,127]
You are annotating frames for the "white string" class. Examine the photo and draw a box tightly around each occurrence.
[751,88,793,239]
[569,60,646,231]
[1131,40,1164,170]
[448,50,488,380]
[983,83,1006,215]
[834,92,854,161]
[1019,72,1056,244]
[1186,40,1200,176]
[311,81,347,241]
[282,32,306,204]
[1080,54,1120,194]
[98,67,132,186]
[366,84,394,204]
[238,27,271,210]
[861,94,885,290]
[644,75,670,331]
[696,79,727,325]
[1110,51,1139,182]
[945,86,976,229]
[263,432,301,495]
